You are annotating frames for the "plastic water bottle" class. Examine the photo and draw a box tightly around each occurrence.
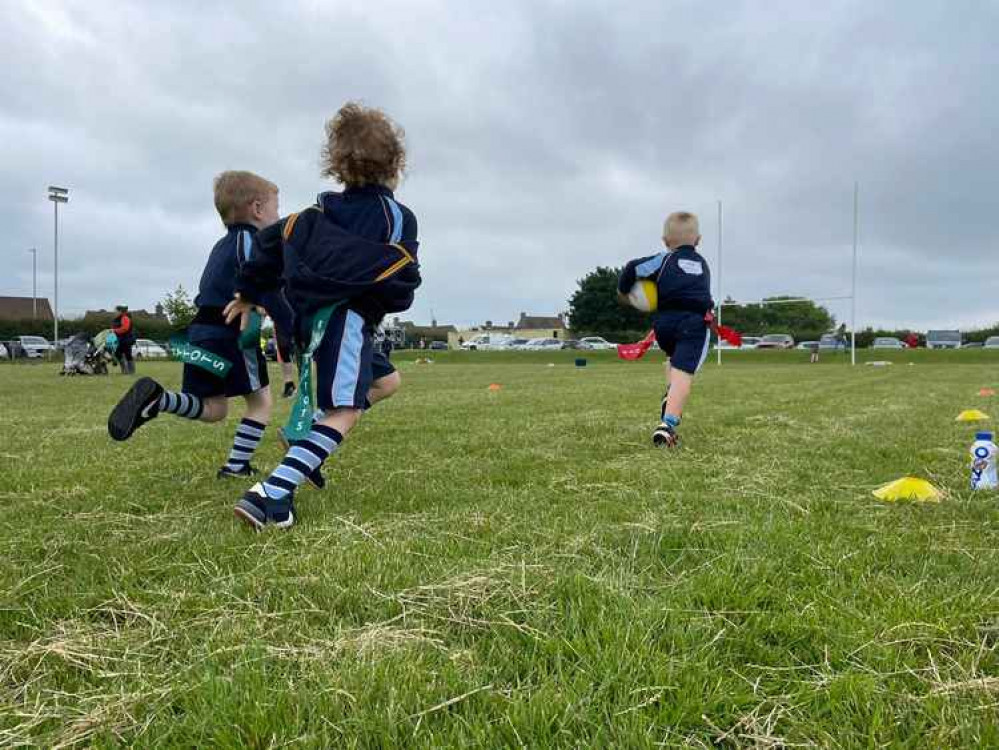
[970,432,998,491]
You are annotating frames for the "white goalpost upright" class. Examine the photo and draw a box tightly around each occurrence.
[714,184,860,365]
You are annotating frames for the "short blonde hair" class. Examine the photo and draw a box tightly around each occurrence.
[663,211,700,245]
[321,102,407,187]
[213,171,278,225]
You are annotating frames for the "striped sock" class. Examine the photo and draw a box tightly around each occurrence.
[262,425,342,499]
[158,391,204,420]
[224,418,266,472]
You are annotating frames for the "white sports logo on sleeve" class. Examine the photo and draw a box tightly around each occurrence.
[677,259,703,275]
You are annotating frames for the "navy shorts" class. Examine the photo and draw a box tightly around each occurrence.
[371,350,396,381]
[653,312,711,375]
[308,308,374,411]
[182,324,269,398]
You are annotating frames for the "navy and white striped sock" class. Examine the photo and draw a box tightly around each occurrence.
[262,425,342,499]
[158,391,204,420]
[224,418,266,471]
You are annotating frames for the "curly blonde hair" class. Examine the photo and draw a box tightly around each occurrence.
[320,102,407,187]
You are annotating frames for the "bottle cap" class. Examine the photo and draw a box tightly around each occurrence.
[976,431,993,441]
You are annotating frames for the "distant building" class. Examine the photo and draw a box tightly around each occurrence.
[447,312,571,348]
[386,317,457,347]
[0,295,54,321]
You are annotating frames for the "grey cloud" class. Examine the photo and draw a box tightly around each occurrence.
[2,0,996,331]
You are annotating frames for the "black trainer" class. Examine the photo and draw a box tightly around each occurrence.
[217,464,259,479]
[108,377,164,441]
[652,423,681,449]
[282,381,296,398]
[277,428,326,490]
[233,483,295,532]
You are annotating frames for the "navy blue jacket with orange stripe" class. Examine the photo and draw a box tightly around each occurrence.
[234,185,420,324]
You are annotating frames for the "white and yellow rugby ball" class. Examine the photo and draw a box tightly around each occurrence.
[626,279,658,313]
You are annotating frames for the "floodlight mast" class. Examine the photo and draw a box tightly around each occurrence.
[47,185,69,345]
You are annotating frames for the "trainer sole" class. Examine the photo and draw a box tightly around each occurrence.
[233,502,265,532]
[108,377,161,441]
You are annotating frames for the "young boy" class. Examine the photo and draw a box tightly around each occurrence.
[618,211,714,448]
[107,171,292,479]
[225,102,420,530]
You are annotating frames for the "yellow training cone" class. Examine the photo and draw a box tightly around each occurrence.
[872,477,943,503]
[957,409,990,422]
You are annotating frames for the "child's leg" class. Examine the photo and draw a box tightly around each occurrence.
[219,388,271,476]
[235,309,372,529]
[259,407,356,500]
[108,376,224,441]
[663,368,694,422]
[367,370,401,408]
[652,314,709,448]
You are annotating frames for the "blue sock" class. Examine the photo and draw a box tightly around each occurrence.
[225,418,265,471]
[663,413,681,429]
[158,391,204,420]
[262,425,342,499]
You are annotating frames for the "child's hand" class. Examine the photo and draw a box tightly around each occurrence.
[224,296,254,329]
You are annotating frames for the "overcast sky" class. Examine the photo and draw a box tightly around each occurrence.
[2,0,996,330]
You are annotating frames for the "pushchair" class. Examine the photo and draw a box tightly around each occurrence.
[60,330,114,375]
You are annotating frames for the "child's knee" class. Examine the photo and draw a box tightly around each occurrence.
[201,397,228,423]
[378,371,402,396]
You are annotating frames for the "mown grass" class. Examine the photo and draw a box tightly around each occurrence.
[2,353,999,747]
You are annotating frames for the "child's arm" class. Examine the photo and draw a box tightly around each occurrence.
[617,253,665,303]
[226,219,288,325]
[353,207,421,321]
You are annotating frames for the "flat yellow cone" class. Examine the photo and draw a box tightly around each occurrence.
[873,477,943,503]
[957,409,990,422]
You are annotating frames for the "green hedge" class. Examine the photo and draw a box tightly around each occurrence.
[0,317,178,342]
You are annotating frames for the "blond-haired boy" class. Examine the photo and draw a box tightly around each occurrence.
[618,211,714,448]
[108,170,293,479]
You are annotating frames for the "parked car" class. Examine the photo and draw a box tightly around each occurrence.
[524,338,566,350]
[926,330,961,350]
[14,335,53,358]
[962,342,984,349]
[498,338,531,350]
[818,334,847,350]
[984,336,999,349]
[795,341,818,350]
[134,338,169,358]
[0,342,8,359]
[756,334,795,350]
[740,336,761,350]
[428,341,448,350]
[871,337,904,350]
[578,336,616,351]
[461,334,512,351]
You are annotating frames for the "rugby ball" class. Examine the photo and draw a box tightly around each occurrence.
[626,279,658,313]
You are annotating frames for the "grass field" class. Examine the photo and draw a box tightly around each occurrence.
[3,351,999,747]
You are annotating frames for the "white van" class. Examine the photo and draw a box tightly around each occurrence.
[460,334,512,351]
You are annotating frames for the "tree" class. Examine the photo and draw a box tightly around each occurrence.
[567,266,650,337]
[161,285,197,328]
[720,296,835,341]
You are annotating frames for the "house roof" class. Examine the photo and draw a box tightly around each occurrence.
[517,313,565,329]
[0,296,54,321]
